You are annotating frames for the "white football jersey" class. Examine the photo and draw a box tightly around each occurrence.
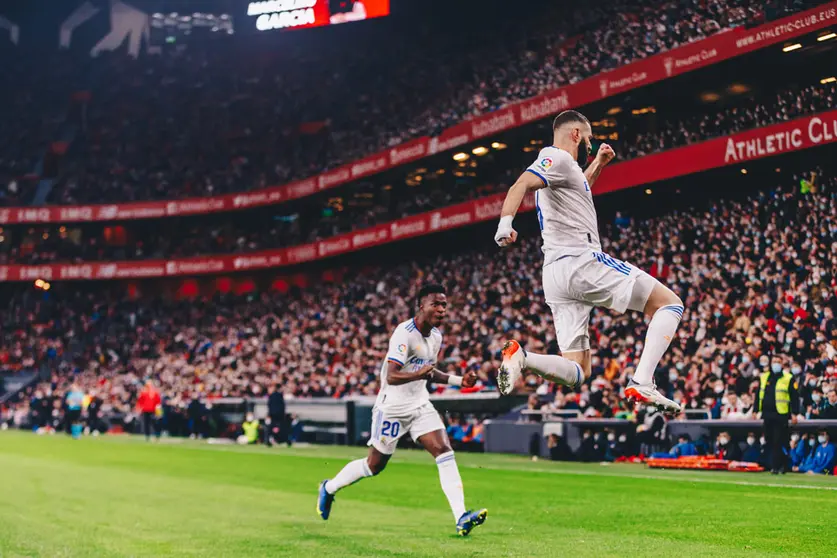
[376,318,443,409]
[526,146,602,265]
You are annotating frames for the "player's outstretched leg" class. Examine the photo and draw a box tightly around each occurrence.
[498,340,583,395]
[318,449,387,520]
[625,284,683,414]
[418,430,488,536]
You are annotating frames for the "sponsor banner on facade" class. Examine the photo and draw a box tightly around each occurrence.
[1,109,835,282]
[594,109,837,195]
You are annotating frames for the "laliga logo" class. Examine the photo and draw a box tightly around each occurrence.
[0,266,7,281]
[599,80,609,97]
[165,261,178,275]
[663,57,674,77]
[430,213,441,230]
[233,257,245,270]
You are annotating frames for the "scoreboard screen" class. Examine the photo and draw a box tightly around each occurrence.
[246,0,390,32]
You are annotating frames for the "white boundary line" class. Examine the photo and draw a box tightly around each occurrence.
[459,462,837,491]
[4,432,835,491]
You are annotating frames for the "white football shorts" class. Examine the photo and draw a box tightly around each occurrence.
[367,402,445,455]
[543,249,657,353]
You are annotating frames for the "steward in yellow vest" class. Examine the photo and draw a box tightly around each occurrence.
[755,359,799,474]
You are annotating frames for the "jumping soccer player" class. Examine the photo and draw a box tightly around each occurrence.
[317,284,488,536]
[493,110,683,413]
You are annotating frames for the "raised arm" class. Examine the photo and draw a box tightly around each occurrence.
[495,170,547,247]
[584,143,615,188]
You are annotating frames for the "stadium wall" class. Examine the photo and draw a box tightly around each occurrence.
[485,420,837,458]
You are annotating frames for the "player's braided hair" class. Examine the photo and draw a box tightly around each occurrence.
[415,283,445,312]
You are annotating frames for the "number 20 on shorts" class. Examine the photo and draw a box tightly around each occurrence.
[381,420,400,438]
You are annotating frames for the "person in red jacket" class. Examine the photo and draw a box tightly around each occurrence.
[137,381,162,441]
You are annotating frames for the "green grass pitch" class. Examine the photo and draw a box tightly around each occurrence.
[0,430,834,557]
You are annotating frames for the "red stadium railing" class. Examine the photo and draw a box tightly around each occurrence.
[1,1,836,227]
[1,108,836,282]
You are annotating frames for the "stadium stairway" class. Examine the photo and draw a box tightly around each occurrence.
[31,122,77,205]
[0,371,38,405]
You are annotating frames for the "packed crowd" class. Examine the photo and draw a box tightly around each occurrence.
[5,76,835,265]
[0,0,810,208]
[2,169,836,435]
[624,81,837,159]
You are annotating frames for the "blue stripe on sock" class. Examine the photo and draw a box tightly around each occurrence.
[575,363,583,387]
[661,305,684,319]
[436,455,456,465]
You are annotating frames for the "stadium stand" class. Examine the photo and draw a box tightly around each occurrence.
[2,169,835,431]
[1,0,820,207]
[3,80,836,263]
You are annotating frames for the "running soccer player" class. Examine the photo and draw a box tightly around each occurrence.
[317,284,488,536]
[493,110,683,413]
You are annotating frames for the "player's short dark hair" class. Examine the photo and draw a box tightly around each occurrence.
[553,110,590,131]
[416,283,445,309]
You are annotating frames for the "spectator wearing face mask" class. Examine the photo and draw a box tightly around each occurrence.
[238,413,260,445]
[721,392,751,419]
[819,389,837,420]
[738,393,755,419]
[796,430,836,475]
[755,355,800,474]
[757,355,771,375]
[741,432,762,463]
[789,433,811,469]
[715,431,741,461]
[696,380,723,419]
[603,430,627,462]
[807,388,826,419]
[669,434,698,457]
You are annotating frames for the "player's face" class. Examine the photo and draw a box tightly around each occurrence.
[421,293,447,327]
[574,124,593,166]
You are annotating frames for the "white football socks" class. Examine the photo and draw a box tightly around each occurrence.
[633,304,684,385]
[525,352,584,387]
[436,451,466,521]
[325,458,373,494]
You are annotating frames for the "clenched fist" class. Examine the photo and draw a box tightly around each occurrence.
[462,371,478,388]
[597,143,616,165]
[495,215,517,247]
